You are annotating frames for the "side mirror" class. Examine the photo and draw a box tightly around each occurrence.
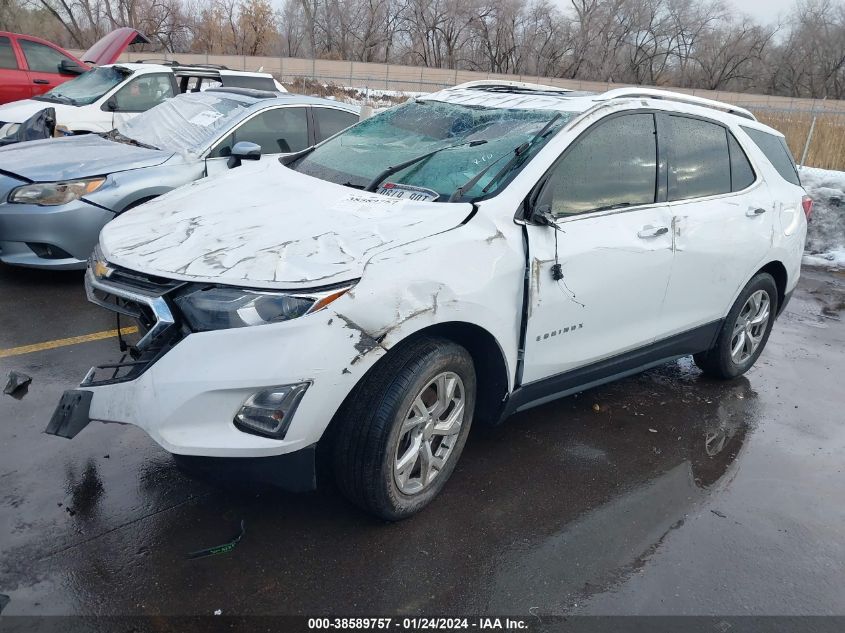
[105,97,118,111]
[59,59,86,75]
[227,141,262,169]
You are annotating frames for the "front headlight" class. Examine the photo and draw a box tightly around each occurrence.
[174,284,353,331]
[9,178,106,206]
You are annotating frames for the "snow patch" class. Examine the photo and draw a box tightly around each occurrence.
[799,166,845,268]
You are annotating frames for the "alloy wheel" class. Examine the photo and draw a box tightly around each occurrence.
[393,371,466,495]
[730,289,771,364]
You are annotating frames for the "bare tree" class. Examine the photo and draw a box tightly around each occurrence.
[2,0,844,98]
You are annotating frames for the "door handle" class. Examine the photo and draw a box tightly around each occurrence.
[33,79,49,85]
[746,207,767,217]
[637,225,669,238]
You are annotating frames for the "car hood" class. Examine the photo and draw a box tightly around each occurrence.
[0,99,89,126]
[81,28,150,65]
[100,159,473,289]
[0,99,55,124]
[0,135,173,181]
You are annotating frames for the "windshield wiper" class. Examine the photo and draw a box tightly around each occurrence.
[448,113,563,202]
[364,139,488,192]
[281,145,316,167]
[106,129,160,151]
[35,93,76,105]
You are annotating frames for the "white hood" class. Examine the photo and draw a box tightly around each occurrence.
[100,159,472,289]
[0,99,78,125]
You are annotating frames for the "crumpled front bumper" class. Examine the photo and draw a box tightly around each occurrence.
[48,269,385,461]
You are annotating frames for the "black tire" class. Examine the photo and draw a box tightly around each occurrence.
[119,196,158,215]
[694,273,779,379]
[332,336,476,520]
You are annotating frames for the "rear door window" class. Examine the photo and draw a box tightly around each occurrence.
[667,116,731,201]
[539,113,657,216]
[740,126,801,186]
[314,107,358,142]
[0,37,18,69]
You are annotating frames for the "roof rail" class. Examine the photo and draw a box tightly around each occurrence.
[596,87,756,121]
[134,58,180,66]
[453,79,572,94]
[135,59,231,71]
[175,63,230,71]
[204,87,280,99]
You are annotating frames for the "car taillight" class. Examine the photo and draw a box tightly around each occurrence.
[802,195,813,221]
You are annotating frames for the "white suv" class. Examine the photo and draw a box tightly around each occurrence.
[0,61,286,137]
[49,82,810,520]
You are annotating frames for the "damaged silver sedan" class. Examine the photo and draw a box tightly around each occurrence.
[0,89,358,269]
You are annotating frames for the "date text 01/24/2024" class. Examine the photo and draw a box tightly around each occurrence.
[307,617,531,630]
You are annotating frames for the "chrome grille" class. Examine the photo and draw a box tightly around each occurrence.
[82,267,187,386]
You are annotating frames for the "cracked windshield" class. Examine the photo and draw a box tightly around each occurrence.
[294,100,573,201]
[35,66,130,106]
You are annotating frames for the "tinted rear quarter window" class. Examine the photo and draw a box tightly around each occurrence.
[0,37,17,69]
[667,116,731,201]
[220,75,276,91]
[740,126,800,186]
[728,133,755,191]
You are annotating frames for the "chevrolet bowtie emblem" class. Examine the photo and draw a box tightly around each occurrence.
[93,258,113,279]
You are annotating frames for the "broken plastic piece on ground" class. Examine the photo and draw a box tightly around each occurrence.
[187,520,245,560]
[0,593,9,614]
[4,370,32,399]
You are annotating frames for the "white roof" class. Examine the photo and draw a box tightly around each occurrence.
[109,62,171,73]
[423,86,591,112]
[101,63,276,80]
[423,82,782,133]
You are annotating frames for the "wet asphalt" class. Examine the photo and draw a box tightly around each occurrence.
[0,263,843,618]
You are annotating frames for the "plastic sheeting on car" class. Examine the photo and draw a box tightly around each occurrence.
[115,92,250,156]
[0,107,56,146]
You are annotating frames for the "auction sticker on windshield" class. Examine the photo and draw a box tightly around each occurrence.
[188,110,224,127]
[376,183,440,202]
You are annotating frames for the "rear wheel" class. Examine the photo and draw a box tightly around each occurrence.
[694,273,778,379]
[332,337,476,520]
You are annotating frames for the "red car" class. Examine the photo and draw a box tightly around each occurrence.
[0,28,149,105]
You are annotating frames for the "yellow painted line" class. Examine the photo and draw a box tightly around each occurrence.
[0,327,139,359]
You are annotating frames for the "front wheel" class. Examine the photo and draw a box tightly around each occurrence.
[332,337,476,520]
[694,273,779,379]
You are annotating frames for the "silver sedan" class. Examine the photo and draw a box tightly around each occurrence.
[0,89,359,269]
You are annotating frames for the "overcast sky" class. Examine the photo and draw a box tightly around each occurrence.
[544,0,804,25]
[733,0,798,24]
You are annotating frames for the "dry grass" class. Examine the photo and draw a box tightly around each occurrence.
[281,77,409,106]
[751,109,845,171]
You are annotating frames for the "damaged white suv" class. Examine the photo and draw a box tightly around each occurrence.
[49,81,810,520]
